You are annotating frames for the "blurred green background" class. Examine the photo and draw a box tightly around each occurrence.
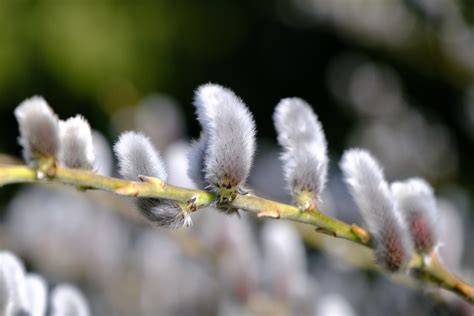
[0,0,473,205]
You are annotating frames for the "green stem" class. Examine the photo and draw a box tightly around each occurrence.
[232,194,367,245]
[410,252,474,304]
[0,163,472,304]
[0,165,36,186]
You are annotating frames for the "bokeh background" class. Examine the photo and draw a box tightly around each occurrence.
[0,1,474,315]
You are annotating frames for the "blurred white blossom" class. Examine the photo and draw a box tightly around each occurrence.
[51,284,90,316]
[0,250,89,316]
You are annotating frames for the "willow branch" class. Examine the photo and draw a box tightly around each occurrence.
[0,163,472,304]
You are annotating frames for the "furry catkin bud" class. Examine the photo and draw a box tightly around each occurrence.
[50,284,90,316]
[391,178,437,253]
[192,83,256,192]
[273,98,328,199]
[340,149,412,271]
[114,132,191,228]
[14,96,60,165]
[59,115,95,170]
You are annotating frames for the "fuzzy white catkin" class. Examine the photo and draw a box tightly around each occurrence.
[14,96,60,165]
[51,284,90,316]
[316,293,356,316]
[0,251,29,316]
[273,98,328,197]
[25,274,47,316]
[114,131,167,181]
[192,83,256,191]
[59,115,95,170]
[114,131,190,228]
[391,178,437,252]
[340,149,412,271]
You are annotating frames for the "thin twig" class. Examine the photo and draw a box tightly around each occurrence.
[0,163,472,304]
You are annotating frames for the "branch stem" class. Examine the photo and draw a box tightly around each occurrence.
[0,163,472,304]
